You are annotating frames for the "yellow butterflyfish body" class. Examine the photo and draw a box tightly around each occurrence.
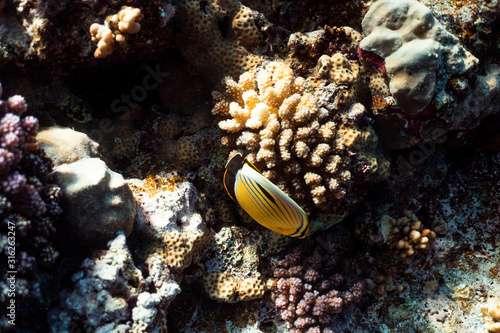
[223,153,310,238]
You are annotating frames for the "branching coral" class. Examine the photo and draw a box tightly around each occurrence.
[0,83,61,325]
[90,6,144,58]
[380,210,437,262]
[212,61,388,213]
[212,61,351,211]
[271,247,365,332]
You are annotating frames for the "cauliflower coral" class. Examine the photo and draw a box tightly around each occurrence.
[212,61,363,212]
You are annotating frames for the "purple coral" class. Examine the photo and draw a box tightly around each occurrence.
[0,82,62,325]
[271,244,366,332]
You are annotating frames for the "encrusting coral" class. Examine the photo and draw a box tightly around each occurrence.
[128,172,211,276]
[90,6,144,58]
[212,61,388,213]
[173,0,263,82]
[156,115,206,170]
[202,271,266,303]
[0,82,61,326]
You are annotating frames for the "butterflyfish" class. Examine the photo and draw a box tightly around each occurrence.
[223,152,310,238]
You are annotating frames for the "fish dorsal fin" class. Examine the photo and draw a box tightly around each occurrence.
[242,156,262,174]
[223,153,243,203]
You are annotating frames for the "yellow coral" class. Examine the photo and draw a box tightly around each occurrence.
[202,271,266,303]
[232,6,260,47]
[117,7,143,34]
[337,103,390,181]
[312,53,360,86]
[90,24,116,58]
[129,173,186,198]
[203,272,237,303]
[488,303,500,332]
[237,273,266,301]
[156,226,210,269]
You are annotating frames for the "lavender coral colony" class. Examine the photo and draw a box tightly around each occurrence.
[0,83,61,327]
[271,245,365,332]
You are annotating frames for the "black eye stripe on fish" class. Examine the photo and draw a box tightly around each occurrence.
[223,152,310,238]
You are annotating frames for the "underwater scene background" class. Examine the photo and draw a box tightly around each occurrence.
[0,0,499,332]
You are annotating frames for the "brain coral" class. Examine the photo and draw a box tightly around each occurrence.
[212,61,388,214]
[173,0,263,82]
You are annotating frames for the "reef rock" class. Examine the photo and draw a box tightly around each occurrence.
[357,0,500,149]
[128,172,210,275]
[49,233,179,332]
[37,126,103,166]
[49,158,136,250]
